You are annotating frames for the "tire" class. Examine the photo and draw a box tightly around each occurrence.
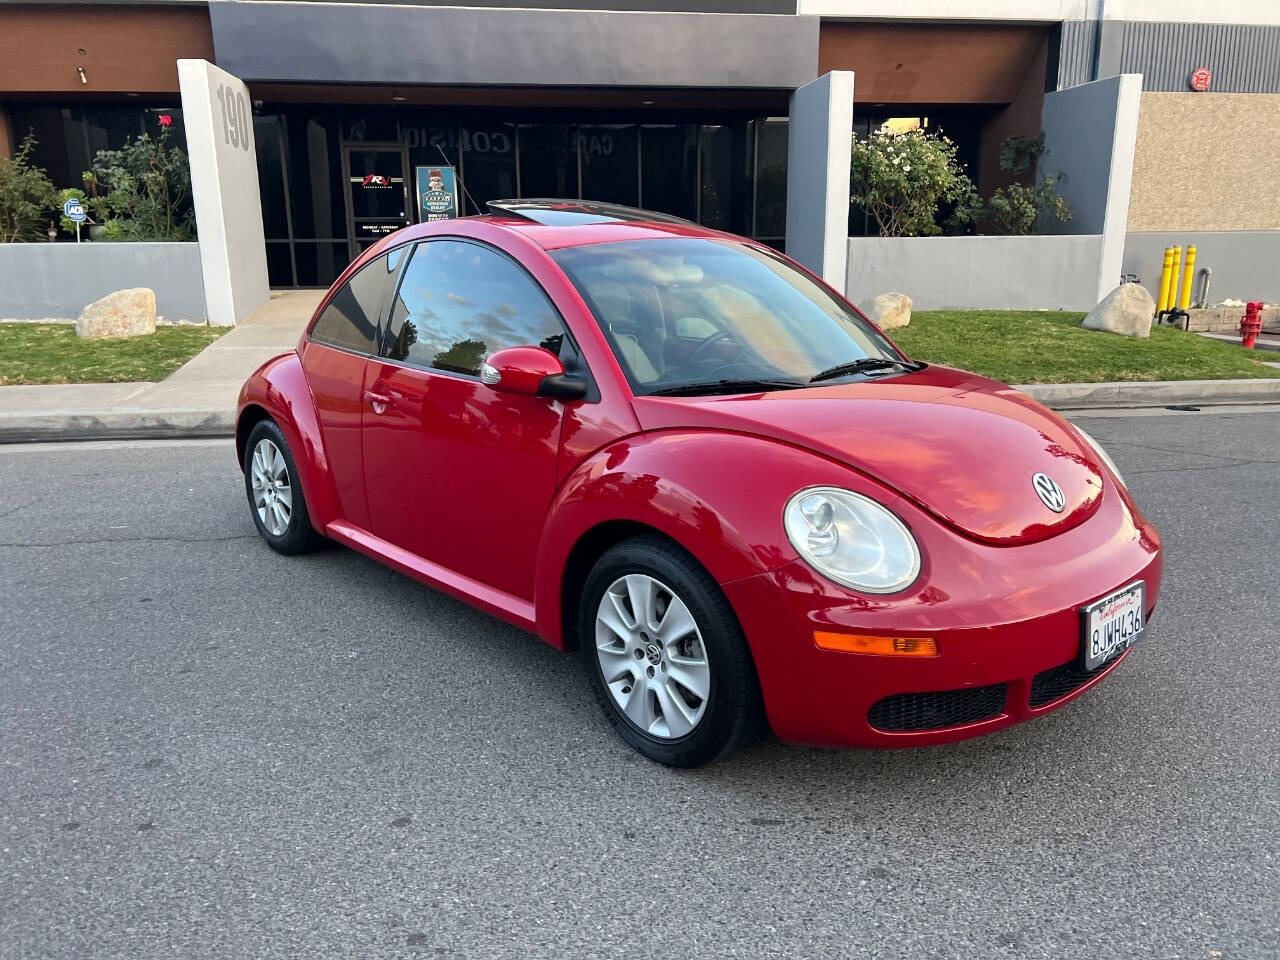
[242,419,326,555]
[578,535,762,767]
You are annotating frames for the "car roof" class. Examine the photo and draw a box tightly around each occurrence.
[480,198,727,251]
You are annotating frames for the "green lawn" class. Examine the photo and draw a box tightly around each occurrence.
[0,323,226,386]
[891,310,1280,384]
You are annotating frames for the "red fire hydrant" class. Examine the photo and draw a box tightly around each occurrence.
[1241,301,1264,349]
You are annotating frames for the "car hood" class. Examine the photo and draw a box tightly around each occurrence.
[631,366,1105,546]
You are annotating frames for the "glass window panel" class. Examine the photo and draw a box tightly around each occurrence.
[580,125,637,206]
[518,124,579,200]
[265,242,294,288]
[255,116,290,240]
[311,250,399,353]
[698,123,752,236]
[459,121,516,215]
[294,242,351,288]
[754,118,788,240]
[282,112,345,241]
[8,107,78,189]
[640,125,697,221]
[346,149,408,220]
[384,239,564,377]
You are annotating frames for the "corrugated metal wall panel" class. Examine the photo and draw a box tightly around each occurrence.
[1058,19,1095,89]
[1058,21,1280,93]
[1121,22,1280,93]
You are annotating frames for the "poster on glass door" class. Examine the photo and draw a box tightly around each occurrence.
[415,166,460,222]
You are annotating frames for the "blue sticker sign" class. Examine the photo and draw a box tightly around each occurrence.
[63,198,88,223]
[415,165,460,222]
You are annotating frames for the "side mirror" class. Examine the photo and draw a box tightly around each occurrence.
[480,346,588,400]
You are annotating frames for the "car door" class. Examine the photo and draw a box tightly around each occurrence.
[300,247,405,530]
[361,237,576,602]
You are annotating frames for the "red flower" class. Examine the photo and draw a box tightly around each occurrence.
[158,114,173,127]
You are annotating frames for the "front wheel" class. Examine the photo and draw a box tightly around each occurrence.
[242,419,326,555]
[579,535,762,767]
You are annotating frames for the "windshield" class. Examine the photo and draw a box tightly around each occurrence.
[551,237,905,395]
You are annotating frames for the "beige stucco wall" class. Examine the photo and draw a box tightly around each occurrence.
[1128,92,1280,231]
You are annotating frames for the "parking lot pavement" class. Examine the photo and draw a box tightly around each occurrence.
[1,410,1277,959]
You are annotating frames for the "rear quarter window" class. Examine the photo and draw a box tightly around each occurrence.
[310,249,403,354]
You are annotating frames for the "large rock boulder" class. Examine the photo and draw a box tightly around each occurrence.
[1082,283,1154,339]
[75,288,157,339]
[859,292,912,330]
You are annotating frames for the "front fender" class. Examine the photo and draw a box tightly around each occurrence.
[533,430,908,647]
[236,351,341,532]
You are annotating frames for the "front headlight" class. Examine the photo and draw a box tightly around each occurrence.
[1075,427,1125,488]
[783,487,921,594]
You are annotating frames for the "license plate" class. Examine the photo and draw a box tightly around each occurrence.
[1080,581,1145,671]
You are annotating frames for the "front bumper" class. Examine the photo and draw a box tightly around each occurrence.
[722,485,1163,748]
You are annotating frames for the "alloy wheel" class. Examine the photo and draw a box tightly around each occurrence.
[594,573,711,739]
[250,438,293,537]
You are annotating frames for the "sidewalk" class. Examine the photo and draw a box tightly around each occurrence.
[0,291,321,442]
[1195,330,1280,353]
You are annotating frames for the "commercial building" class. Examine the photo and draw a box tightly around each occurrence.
[2,0,1278,322]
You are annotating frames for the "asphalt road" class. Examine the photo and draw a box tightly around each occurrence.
[1,408,1277,959]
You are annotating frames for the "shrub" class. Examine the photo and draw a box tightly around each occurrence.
[850,128,974,237]
[86,126,196,241]
[968,133,1073,236]
[0,134,56,243]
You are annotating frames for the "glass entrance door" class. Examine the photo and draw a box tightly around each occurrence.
[342,143,411,259]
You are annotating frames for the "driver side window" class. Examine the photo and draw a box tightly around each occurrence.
[383,239,566,377]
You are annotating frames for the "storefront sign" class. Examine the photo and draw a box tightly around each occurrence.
[1189,67,1212,92]
[416,166,460,222]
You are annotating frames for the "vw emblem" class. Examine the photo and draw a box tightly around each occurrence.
[1032,472,1066,513]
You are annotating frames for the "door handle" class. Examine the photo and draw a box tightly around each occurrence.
[365,390,393,414]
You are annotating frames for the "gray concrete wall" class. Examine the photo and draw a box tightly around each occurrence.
[1041,74,1140,302]
[210,2,819,88]
[786,71,854,287]
[0,242,206,322]
[846,235,1107,311]
[1041,75,1136,236]
[1123,231,1280,304]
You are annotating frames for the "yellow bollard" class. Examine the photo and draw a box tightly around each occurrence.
[1157,247,1175,313]
[1167,246,1182,314]
[1178,245,1197,310]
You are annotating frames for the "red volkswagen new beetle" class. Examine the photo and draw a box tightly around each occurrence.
[237,200,1161,766]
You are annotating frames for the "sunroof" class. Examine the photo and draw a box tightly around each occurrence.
[486,199,692,226]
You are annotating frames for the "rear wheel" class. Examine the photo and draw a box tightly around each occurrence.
[579,535,762,767]
[243,419,325,555]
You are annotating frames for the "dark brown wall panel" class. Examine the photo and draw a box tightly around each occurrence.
[820,22,1048,105]
[978,36,1049,196]
[0,5,213,95]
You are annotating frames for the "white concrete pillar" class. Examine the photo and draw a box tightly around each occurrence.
[785,71,855,288]
[178,59,269,326]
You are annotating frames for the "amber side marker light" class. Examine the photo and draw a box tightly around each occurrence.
[813,632,939,657]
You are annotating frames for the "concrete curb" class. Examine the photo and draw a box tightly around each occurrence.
[3,377,1280,443]
[0,410,234,444]
[1013,378,1280,410]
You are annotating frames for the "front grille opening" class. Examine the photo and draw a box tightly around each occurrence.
[1030,660,1102,708]
[868,683,1007,732]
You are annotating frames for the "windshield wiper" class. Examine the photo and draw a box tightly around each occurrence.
[647,378,808,397]
[809,357,924,384]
